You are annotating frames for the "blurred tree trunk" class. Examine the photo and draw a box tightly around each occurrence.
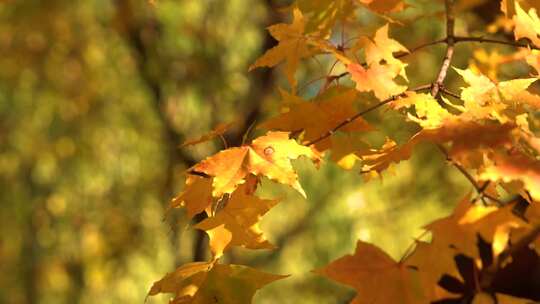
[113,0,278,264]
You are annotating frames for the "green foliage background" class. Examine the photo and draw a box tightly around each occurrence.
[0,0,509,303]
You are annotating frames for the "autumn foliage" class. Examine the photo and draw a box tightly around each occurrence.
[149,0,540,303]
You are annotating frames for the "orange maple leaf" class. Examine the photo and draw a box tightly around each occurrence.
[148,262,287,304]
[192,131,320,198]
[170,175,213,219]
[316,240,424,303]
[249,7,311,90]
[195,183,279,259]
[480,151,540,201]
[260,87,372,151]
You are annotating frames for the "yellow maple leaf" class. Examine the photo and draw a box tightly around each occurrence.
[148,262,287,304]
[249,7,311,90]
[391,91,453,128]
[358,0,407,14]
[170,175,213,219]
[195,183,279,259]
[315,240,425,303]
[425,195,526,259]
[501,0,516,17]
[321,24,408,100]
[455,68,540,121]
[480,151,540,201]
[296,0,357,35]
[514,2,540,47]
[192,131,320,198]
[260,87,372,151]
[359,121,515,175]
[348,62,407,100]
[359,24,409,80]
[405,241,460,302]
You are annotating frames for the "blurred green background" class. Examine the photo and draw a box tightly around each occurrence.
[0,0,513,303]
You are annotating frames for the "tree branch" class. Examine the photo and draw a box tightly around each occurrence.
[440,86,461,99]
[431,0,456,97]
[437,145,502,204]
[330,38,448,82]
[306,84,432,146]
[454,36,540,50]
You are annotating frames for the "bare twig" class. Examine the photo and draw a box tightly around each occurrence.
[440,86,461,99]
[454,36,540,50]
[331,38,448,82]
[437,145,503,204]
[306,84,432,146]
[431,0,456,97]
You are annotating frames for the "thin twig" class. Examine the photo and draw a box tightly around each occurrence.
[331,38,448,81]
[306,84,432,146]
[454,36,540,50]
[405,37,448,56]
[440,86,461,99]
[437,145,479,191]
[437,145,503,205]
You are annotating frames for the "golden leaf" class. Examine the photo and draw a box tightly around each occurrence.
[316,240,425,303]
[149,262,287,304]
[195,184,279,259]
[193,131,320,197]
[249,7,310,90]
[260,87,372,151]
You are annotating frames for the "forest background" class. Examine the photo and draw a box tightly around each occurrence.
[0,0,516,303]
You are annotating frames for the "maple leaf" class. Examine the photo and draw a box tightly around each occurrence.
[192,131,320,198]
[348,62,407,101]
[170,175,213,219]
[195,183,279,259]
[455,68,540,121]
[328,133,370,169]
[425,195,526,259]
[249,7,311,90]
[259,87,372,151]
[347,24,408,100]
[358,0,406,14]
[296,0,357,35]
[480,151,540,201]
[180,122,233,148]
[318,23,408,100]
[434,236,540,303]
[501,0,516,17]
[359,121,515,175]
[391,91,453,129]
[148,262,287,304]
[513,2,540,47]
[358,24,409,79]
[405,241,461,302]
[315,240,425,304]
